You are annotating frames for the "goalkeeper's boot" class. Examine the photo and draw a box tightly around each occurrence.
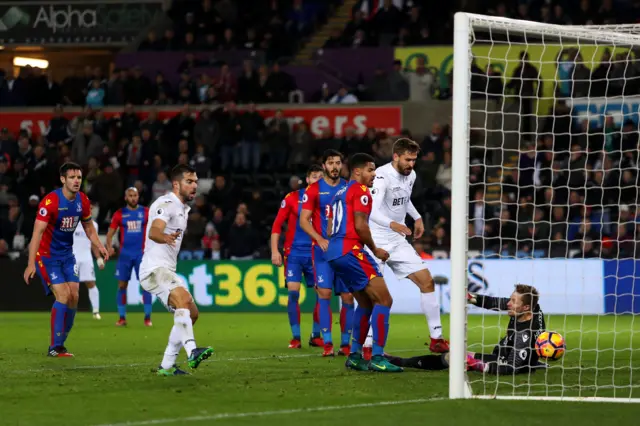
[338,344,350,356]
[369,355,403,373]
[308,334,324,347]
[288,338,302,349]
[363,346,373,361]
[345,352,369,371]
[47,346,74,358]
[156,365,189,376]
[187,347,214,369]
[322,343,335,357]
[428,338,450,353]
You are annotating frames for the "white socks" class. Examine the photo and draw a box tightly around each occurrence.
[173,308,197,357]
[421,291,443,339]
[87,286,100,313]
[364,327,373,348]
[160,325,183,369]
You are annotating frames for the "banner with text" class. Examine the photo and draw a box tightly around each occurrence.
[395,45,633,115]
[97,260,339,313]
[0,1,163,46]
[0,105,402,139]
[567,97,640,129]
[383,259,605,315]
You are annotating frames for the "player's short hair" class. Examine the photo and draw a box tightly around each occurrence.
[515,284,539,310]
[393,138,421,156]
[349,153,375,171]
[59,162,82,177]
[306,164,323,177]
[321,149,344,164]
[170,164,196,182]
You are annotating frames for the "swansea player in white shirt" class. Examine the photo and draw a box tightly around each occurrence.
[139,164,213,376]
[73,215,105,319]
[365,139,449,353]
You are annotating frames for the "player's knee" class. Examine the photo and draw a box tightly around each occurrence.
[317,287,332,299]
[118,282,128,289]
[341,293,354,304]
[169,288,193,309]
[380,294,393,308]
[288,282,302,292]
[190,305,199,325]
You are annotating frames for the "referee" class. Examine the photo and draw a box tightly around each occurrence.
[386,284,546,374]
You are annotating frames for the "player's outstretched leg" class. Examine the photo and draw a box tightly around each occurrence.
[86,281,101,319]
[345,294,372,372]
[407,269,449,353]
[308,295,323,347]
[116,281,128,326]
[142,290,153,327]
[287,288,302,348]
[338,293,354,356]
[364,277,402,373]
[167,287,213,370]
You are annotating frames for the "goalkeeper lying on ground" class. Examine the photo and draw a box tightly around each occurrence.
[385,284,546,374]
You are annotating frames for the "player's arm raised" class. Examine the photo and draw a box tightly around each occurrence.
[270,195,291,267]
[369,176,411,237]
[299,185,328,251]
[468,294,510,311]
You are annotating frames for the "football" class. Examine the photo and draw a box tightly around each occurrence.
[535,331,566,361]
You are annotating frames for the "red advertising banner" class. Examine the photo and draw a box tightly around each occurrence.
[0,106,402,139]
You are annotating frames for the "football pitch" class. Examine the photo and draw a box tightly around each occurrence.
[0,313,638,426]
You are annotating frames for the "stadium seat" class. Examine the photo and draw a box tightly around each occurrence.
[231,174,254,189]
[255,174,275,188]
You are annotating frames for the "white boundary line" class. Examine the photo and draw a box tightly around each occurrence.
[10,348,422,374]
[92,398,443,426]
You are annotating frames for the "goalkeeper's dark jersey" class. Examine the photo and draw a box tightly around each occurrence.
[475,295,546,375]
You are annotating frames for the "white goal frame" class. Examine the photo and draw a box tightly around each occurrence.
[449,12,640,403]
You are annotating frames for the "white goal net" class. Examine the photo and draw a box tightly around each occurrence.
[450,13,640,402]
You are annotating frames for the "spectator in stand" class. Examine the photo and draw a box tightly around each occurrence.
[239,102,264,171]
[71,122,105,167]
[139,30,163,51]
[194,109,219,158]
[218,102,242,171]
[151,171,172,203]
[265,109,290,171]
[91,163,123,227]
[190,144,212,178]
[329,86,358,104]
[227,212,259,260]
[86,80,105,108]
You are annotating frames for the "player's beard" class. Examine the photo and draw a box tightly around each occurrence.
[326,169,340,182]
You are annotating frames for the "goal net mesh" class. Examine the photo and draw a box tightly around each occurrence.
[461,16,640,400]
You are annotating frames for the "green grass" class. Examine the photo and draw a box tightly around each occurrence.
[0,312,639,426]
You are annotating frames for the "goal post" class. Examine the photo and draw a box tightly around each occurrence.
[450,12,640,402]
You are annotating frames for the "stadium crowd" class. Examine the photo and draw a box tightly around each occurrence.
[0,0,639,261]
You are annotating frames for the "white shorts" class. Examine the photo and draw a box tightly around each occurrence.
[77,259,96,282]
[369,235,426,279]
[140,267,188,313]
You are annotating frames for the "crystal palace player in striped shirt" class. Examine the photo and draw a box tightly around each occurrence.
[106,187,152,327]
[23,162,109,357]
[300,150,354,357]
[325,154,402,373]
[271,165,324,349]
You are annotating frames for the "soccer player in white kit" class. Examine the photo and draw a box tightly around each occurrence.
[73,217,104,319]
[364,139,449,355]
[139,164,213,376]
